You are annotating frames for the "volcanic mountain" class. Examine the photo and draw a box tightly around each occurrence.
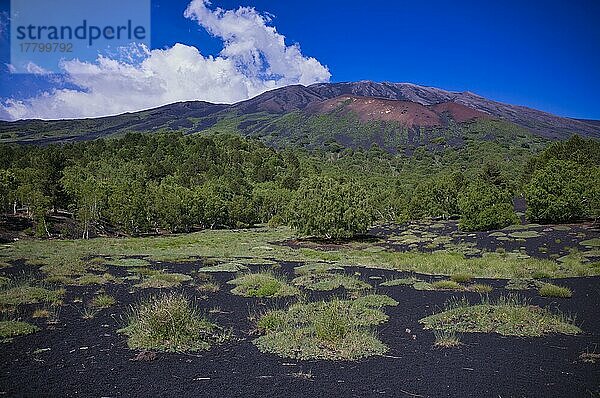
[1,81,598,148]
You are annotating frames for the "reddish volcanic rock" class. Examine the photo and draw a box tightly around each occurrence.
[307,95,488,127]
[430,101,489,122]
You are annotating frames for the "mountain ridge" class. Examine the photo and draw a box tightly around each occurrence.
[0,81,598,145]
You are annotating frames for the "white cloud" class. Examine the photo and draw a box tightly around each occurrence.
[25,62,51,75]
[0,0,330,121]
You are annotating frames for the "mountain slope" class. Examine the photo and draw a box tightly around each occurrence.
[0,81,598,146]
[308,82,600,139]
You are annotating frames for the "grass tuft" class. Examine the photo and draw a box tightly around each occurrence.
[228,271,299,298]
[450,273,473,283]
[469,283,493,293]
[91,294,116,308]
[505,278,542,290]
[197,281,221,293]
[80,306,99,319]
[538,283,572,298]
[380,277,418,287]
[119,292,230,352]
[430,280,464,291]
[433,329,462,348]
[134,272,192,289]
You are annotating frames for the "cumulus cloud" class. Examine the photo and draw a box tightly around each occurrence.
[0,0,330,120]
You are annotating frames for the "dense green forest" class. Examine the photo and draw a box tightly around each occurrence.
[0,132,598,239]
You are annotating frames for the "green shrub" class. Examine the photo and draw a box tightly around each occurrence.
[407,172,464,219]
[288,177,373,239]
[458,180,518,231]
[526,160,598,223]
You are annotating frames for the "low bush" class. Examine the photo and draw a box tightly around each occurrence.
[526,160,598,223]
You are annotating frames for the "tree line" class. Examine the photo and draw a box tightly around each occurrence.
[0,133,597,239]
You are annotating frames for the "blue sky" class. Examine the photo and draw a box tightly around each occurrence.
[1,0,599,120]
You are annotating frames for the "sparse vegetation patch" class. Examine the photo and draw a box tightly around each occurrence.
[294,262,344,275]
[200,262,250,273]
[106,258,150,268]
[0,282,64,307]
[254,295,397,360]
[420,295,580,337]
[0,320,39,339]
